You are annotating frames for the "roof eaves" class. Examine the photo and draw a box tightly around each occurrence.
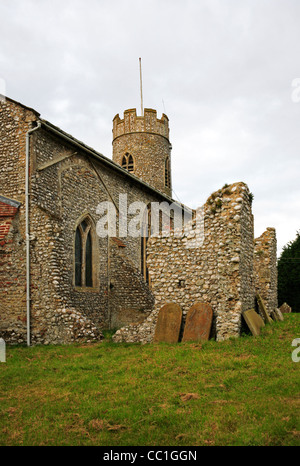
[0,195,22,208]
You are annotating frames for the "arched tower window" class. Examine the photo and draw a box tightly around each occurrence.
[165,156,171,188]
[74,216,96,288]
[121,153,135,173]
[127,154,134,172]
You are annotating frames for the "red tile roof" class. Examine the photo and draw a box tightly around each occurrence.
[0,221,13,241]
[0,199,20,242]
[0,201,18,217]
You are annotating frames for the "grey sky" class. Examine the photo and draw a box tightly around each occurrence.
[1,0,300,255]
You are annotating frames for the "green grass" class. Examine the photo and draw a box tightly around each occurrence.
[0,314,299,446]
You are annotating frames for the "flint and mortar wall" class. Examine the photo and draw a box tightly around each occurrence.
[108,238,154,329]
[0,98,169,344]
[113,182,255,343]
[28,127,164,344]
[254,228,278,315]
[0,98,39,343]
[0,206,27,343]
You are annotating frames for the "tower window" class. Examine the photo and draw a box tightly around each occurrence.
[165,156,171,188]
[121,153,135,173]
[74,216,96,288]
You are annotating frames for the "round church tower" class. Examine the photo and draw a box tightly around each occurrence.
[112,108,172,197]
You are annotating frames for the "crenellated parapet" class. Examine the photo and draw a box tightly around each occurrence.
[112,108,172,197]
[113,108,170,142]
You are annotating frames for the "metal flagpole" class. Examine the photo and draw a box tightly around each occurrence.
[139,57,144,116]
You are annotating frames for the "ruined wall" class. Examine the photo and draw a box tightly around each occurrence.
[113,182,255,343]
[0,202,27,343]
[254,228,277,315]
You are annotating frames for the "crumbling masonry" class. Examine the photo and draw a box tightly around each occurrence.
[113,183,278,343]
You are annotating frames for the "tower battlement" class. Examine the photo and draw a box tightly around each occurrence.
[112,107,172,197]
[113,108,170,142]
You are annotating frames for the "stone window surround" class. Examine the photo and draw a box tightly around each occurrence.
[73,213,100,292]
[121,152,135,173]
[164,155,171,188]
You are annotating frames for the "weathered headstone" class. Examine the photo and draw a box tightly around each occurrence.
[182,303,213,342]
[0,338,6,363]
[242,309,265,336]
[154,303,182,343]
[256,293,273,324]
[271,310,279,321]
[279,302,292,314]
[271,308,284,322]
[275,308,284,321]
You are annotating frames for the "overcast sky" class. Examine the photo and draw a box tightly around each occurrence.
[1,0,300,255]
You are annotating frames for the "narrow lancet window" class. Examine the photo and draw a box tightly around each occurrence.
[165,156,171,188]
[85,230,93,287]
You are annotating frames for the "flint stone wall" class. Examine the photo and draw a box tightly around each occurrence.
[0,98,38,344]
[113,182,255,343]
[28,127,165,344]
[254,228,278,315]
[0,98,167,344]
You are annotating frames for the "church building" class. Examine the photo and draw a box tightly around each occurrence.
[0,96,278,345]
[0,97,183,345]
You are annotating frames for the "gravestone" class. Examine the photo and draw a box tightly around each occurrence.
[256,293,273,324]
[271,308,284,322]
[154,303,182,343]
[182,303,213,342]
[279,302,292,314]
[0,338,5,363]
[271,310,279,321]
[275,308,284,321]
[242,309,265,336]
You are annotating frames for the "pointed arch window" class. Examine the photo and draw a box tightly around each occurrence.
[121,153,135,173]
[165,156,171,188]
[74,216,97,288]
